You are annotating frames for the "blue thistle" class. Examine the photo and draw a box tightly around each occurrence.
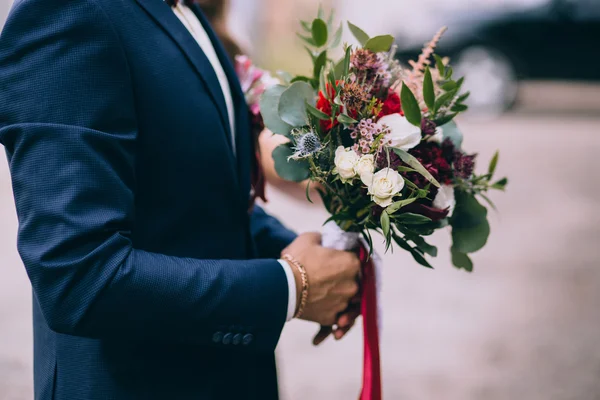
[290,132,322,159]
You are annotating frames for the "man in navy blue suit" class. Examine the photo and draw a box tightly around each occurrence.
[0,0,361,398]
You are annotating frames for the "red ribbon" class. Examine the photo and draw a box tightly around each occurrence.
[359,246,382,400]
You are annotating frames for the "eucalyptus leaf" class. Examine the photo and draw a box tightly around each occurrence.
[451,249,473,272]
[260,85,293,138]
[278,81,315,127]
[272,144,311,182]
[291,76,312,84]
[392,149,441,188]
[329,24,343,48]
[318,4,325,19]
[277,70,293,84]
[312,19,328,47]
[347,21,370,46]
[400,83,422,127]
[439,121,463,149]
[364,35,394,52]
[450,190,490,254]
[423,67,435,111]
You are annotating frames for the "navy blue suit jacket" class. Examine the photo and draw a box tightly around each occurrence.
[0,0,296,398]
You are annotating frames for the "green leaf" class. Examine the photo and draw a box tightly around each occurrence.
[451,104,468,113]
[434,88,458,114]
[423,67,435,111]
[313,50,328,79]
[385,197,418,214]
[364,35,394,52]
[479,193,497,211]
[400,83,422,127]
[304,47,317,62]
[337,113,358,124]
[488,151,499,177]
[272,144,311,182]
[451,249,473,272]
[343,45,352,76]
[434,54,445,76]
[311,19,328,47]
[445,66,454,79]
[434,113,458,126]
[320,65,327,94]
[380,211,390,239]
[260,85,293,138]
[347,21,370,46]
[456,92,470,103]
[290,76,312,84]
[407,235,438,257]
[326,9,335,30]
[392,234,434,268]
[329,24,343,48]
[300,20,312,32]
[297,33,317,47]
[491,177,508,190]
[392,149,441,188]
[306,101,330,120]
[318,4,325,20]
[396,213,432,225]
[306,180,314,203]
[441,80,457,91]
[450,190,490,254]
[278,81,315,127]
[439,121,463,149]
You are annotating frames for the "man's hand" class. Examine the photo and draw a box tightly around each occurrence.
[282,233,360,327]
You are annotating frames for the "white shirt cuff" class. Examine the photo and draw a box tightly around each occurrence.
[278,259,296,321]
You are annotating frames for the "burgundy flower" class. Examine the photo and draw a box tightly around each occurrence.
[421,119,437,137]
[403,203,449,222]
[454,152,477,179]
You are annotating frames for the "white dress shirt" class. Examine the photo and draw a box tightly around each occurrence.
[171,3,296,321]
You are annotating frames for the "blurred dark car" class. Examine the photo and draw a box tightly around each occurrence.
[394,0,600,112]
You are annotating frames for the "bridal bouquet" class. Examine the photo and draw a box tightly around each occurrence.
[260,12,507,271]
[256,8,506,400]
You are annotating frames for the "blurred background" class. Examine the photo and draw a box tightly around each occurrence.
[1,0,600,399]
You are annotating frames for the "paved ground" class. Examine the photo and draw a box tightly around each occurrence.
[1,101,600,398]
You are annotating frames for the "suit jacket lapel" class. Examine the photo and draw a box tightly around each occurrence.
[135,0,234,154]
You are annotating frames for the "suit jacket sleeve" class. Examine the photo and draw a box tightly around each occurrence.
[0,0,288,352]
[249,206,297,259]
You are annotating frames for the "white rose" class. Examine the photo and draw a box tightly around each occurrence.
[433,185,456,215]
[354,154,375,178]
[428,127,444,143]
[334,146,359,182]
[379,114,421,151]
[362,168,405,207]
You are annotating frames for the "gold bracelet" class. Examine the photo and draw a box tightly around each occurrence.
[282,253,309,319]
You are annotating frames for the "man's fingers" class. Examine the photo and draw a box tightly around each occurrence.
[337,307,361,328]
[312,325,333,346]
[334,321,355,340]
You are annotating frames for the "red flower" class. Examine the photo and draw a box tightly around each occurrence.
[316,83,341,132]
[378,90,403,118]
